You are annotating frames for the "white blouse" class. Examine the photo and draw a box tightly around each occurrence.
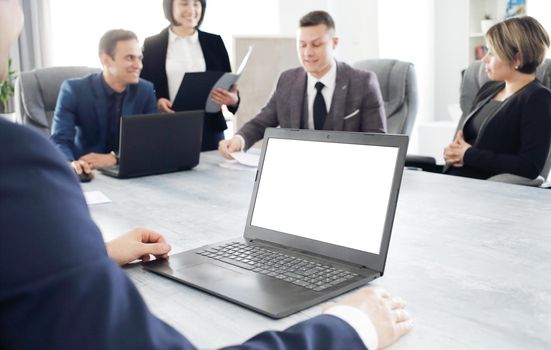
[165,29,206,102]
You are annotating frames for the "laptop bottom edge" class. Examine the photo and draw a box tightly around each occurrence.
[99,165,198,179]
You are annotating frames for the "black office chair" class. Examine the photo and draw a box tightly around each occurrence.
[406,59,551,186]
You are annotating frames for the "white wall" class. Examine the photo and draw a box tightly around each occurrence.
[202,0,280,68]
[49,0,165,67]
[527,0,551,58]
[378,0,435,153]
[328,0,379,62]
[276,0,379,63]
[48,0,281,69]
[277,0,328,35]
[434,0,469,122]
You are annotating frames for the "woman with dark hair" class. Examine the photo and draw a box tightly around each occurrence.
[141,0,239,151]
[444,16,551,181]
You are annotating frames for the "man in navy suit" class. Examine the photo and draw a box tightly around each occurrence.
[0,1,412,348]
[50,29,157,179]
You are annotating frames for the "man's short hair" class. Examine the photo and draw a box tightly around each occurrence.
[299,10,335,31]
[163,0,207,28]
[98,29,138,59]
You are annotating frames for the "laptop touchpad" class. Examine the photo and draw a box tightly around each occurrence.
[177,263,242,283]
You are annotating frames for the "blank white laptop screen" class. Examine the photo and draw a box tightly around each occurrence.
[250,138,399,255]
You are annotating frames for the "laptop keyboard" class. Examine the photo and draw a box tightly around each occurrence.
[196,242,358,292]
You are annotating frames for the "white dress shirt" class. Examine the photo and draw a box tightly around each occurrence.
[166,29,206,102]
[306,60,337,130]
[324,304,379,349]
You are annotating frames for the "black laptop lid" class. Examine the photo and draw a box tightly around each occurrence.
[118,110,204,177]
[244,128,408,274]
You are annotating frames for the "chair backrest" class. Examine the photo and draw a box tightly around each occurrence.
[352,59,418,135]
[459,59,551,179]
[14,66,101,136]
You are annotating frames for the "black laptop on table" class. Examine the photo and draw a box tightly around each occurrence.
[143,128,408,318]
[100,110,203,178]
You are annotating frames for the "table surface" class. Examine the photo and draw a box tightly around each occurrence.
[83,151,551,350]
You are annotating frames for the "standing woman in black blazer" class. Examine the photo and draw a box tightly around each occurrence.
[141,0,239,151]
[444,16,551,180]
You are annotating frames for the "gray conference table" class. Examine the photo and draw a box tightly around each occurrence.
[83,151,551,350]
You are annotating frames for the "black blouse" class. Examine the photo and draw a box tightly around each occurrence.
[445,80,551,180]
[463,99,503,144]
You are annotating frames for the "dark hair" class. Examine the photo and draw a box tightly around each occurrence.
[98,29,138,58]
[163,0,206,28]
[486,16,549,74]
[299,10,335,31]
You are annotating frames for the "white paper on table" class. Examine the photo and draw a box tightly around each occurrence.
[84,191,112,205]
[230,151,260,167]
[219,160,257,172]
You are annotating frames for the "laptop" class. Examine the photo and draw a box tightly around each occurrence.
[100,110,203,178]
[143,128,408,318]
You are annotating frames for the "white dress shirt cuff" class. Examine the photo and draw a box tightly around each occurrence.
[323,305,379,350]
[235,134,246,151]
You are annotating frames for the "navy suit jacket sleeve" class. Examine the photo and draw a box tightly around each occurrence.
[50,79,80,160]
[0,120,367,350]
[221,315,367,350]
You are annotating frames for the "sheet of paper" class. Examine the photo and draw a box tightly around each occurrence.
[231,151,260,167]
[84,191,112,205]
[219,160,257,172]
[236,45,253,75]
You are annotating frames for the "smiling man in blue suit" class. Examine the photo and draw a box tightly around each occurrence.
[50,29,157,179]
[0,0,412,349]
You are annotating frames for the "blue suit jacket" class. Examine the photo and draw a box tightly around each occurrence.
[50,73,157,161]
[0,119,367,350]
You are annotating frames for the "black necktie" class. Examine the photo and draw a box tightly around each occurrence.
[313,81,327,130]
[107,92,124,152]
